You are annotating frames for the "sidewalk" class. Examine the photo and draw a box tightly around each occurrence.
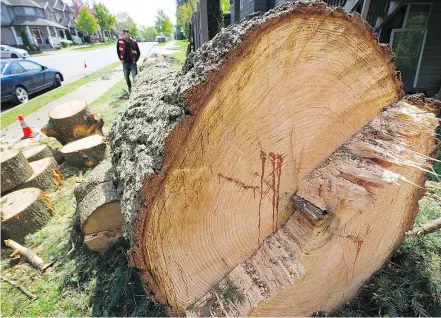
[0,65,123,148]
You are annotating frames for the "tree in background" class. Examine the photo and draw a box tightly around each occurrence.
[75,7,99,43]
[93,3,116,37]
[155,9,173,36]
[116,12,138,37]
[72,0,86,16]
[220,0,231,13]
[177,0,195,39]
[139,26,157,42]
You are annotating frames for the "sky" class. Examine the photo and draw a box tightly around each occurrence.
[93,0,177,27]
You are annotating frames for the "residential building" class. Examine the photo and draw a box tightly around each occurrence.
[1,0,69,49]
[229,0,441,95]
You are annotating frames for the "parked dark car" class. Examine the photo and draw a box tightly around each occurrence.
[1,59,63,104]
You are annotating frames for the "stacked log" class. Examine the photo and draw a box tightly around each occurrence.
[1,150,33,194]
[74,161,123,252]
[1,188,54,243]
[41,101,104,145]
[22,145,53,162]
[15,157,62,193]
[108,2,440,316]
[60,135,106,168]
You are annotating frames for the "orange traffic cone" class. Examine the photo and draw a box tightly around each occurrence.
[84,61,87,68]
[18,115,36,138]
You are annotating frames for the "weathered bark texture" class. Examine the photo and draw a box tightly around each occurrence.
[1,188,53,243]
[61,135,106,168]
[22,145,53,162]
[41,101,104,145]
[74,160,114,203]
[107,1,433,315]
[1,150,33,194]
[15,157,61,193]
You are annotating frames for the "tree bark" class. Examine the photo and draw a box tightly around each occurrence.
[1,188,53,244]
[108,2,437,315]
[14,157,61,193]
[60,135,106,168]
[1,150,33,194]
[74,160,114,203]
[41,100,104,145]
[22,145,53,162]
[415,217,441,235]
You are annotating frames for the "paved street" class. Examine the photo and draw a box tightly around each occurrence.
[0,41,180,147]
[30,42,157,84]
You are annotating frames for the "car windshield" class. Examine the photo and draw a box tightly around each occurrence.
[1,61,8,74]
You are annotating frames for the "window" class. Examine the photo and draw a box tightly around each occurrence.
[1,61,8,74]
[19,61,42,72]
[24,7,36,15]
[14,7,24,15]
[390,3,431,88]
[7,62,26,75]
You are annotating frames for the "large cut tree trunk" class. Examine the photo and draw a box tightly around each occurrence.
[41,101,104,145]
[109,2,439,316]
[22,145,54,162]
[1,150,33,194]
[1,188,54,244]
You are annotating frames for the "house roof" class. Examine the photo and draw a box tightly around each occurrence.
[0,0,13,5]
[11,15,67,28]
[32,0,55,12]
[4,0,44,8]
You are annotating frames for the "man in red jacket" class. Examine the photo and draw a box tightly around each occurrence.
[116,29,141,93]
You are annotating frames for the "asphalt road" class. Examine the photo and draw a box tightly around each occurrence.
[30,41,157,84]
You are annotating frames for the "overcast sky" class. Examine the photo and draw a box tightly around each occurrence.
[93,0,177,27]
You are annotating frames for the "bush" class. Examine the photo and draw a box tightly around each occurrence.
[60,39,73,48]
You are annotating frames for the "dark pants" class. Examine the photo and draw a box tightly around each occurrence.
[123,61,138,92]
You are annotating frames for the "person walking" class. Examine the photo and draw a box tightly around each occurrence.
[117,29,140,94]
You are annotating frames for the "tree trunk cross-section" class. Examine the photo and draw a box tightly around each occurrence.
[14,157,61,193]
[107,1,434,315]
[61,135,106,168]
[1,150,33,194]
[189,96,440,316]
[22,145,54,162]
[41,101,104,145]
[1,188,53,244]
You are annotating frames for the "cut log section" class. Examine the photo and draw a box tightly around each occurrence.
[109,2,412,314]
[77,181,123,235]
[4,239,46,271]
[41,101,104,145]
[22,145,53,162]
[189,97,439,316]
[74,160,113,203]
[83,230,121,252]
[1,150,33,194]
[15,157,61,193]
[61,135,106,168]
[1,188,54,243]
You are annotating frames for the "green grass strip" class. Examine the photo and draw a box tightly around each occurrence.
[1,61,121,128]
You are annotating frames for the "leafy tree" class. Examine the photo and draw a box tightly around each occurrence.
[155,9,172,35]
[177,0,195,38]
[139,26,157,42]
[75,7,99,36]
[220,0,231,13]
[93,3,116,35]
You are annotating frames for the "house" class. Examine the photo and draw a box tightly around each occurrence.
[229,0,441,95]
[1,0,69,49]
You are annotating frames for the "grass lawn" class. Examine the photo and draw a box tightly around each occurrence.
[0,61,121,128]
[73,43,114,51]
[170,40,188,63]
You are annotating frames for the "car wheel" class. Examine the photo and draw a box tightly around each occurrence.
[14,86,29,104]
[11,53,18,58]
[54,74,62,88]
